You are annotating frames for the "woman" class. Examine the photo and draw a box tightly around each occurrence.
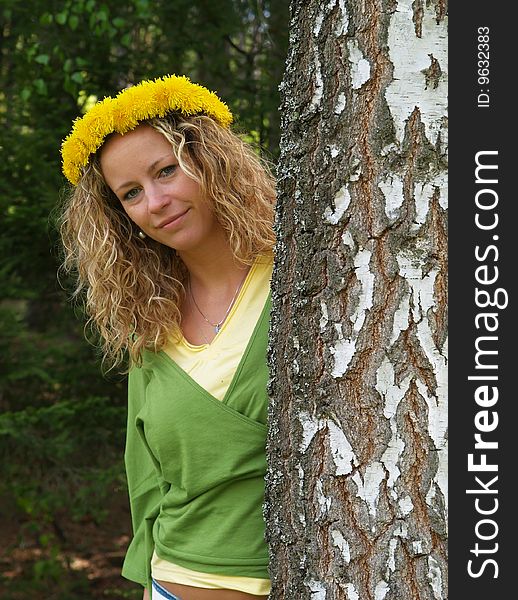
[59,75,276,600]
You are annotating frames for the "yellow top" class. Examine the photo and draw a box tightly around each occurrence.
[151,254,273,595]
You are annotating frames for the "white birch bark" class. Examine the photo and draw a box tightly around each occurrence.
[265,1,448,598]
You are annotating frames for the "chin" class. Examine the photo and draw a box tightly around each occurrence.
[155,236,198,253]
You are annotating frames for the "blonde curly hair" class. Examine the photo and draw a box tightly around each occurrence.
[59,114,276,370]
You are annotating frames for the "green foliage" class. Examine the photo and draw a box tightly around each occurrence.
[0,305,127,597]
[0,0,288,595]
[0,303,126,529]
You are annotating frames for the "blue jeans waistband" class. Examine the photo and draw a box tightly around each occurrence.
[152,578,182,600]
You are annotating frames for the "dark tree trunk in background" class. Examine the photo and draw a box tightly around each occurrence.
[266,0,290,157]
[265,1,448,599]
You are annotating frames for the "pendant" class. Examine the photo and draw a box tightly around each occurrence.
[215,324,221,333]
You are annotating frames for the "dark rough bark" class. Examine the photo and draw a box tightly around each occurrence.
[265,1,447,599]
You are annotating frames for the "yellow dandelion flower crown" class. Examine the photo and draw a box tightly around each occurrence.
[61,74,233,185]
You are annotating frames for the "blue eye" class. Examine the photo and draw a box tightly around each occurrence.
[159,165,176,177]
[124,187,141,200]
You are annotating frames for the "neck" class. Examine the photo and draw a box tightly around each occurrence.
[177,236,250,294]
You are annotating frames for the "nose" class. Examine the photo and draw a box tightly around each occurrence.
[147,182,170,213]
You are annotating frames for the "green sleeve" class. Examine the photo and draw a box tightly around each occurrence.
[121,363,163,590]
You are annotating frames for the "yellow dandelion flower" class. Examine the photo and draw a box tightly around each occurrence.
[61,136,88,184]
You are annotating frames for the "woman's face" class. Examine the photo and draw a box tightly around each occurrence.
[100,124,222,254]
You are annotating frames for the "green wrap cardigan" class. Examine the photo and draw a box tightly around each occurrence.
[121,294,271,590]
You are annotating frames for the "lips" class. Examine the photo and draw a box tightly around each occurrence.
[157,209,189,229]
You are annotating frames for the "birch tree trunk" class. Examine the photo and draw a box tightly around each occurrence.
[265,1,448,599]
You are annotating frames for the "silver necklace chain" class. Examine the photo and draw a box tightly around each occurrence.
[188,270,249,334]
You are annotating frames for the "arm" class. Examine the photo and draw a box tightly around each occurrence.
[143,587,150,600]
[121,363,163,587]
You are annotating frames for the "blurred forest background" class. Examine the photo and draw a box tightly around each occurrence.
[0,1,288,597]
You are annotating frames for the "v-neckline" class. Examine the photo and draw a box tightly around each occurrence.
[157,292,271,407]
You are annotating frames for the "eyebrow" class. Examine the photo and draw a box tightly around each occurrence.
[115,153,175,193]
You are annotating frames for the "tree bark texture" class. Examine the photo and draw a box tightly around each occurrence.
[265,1,447,599]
